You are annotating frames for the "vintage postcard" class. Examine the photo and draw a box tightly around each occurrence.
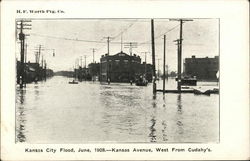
[1,0,249,160]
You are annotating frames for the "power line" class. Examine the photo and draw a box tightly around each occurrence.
[31,33,108,43]
[96,20,138,53]
[124,42,138,56]
[30,23,179,47]
[138,23,180,45]
[112,20,138,40]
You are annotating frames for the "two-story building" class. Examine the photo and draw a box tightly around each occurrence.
[184,55,219,81]
[100,51,151,82]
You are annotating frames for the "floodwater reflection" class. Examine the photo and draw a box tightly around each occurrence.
[176,94,184,136]
[149,95,157,142]
[16,88,26,142]
[15,76,219,143]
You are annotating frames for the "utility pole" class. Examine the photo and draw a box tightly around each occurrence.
[24,43,27,87]
[141,52,149,77]
[41,54,44,68]
[90,48,96,63]
[75,58,79,79]
[80,56,83,81]
[17,20,31,88]
[145,52,147,75]
[44,60,47,81]
[163,35,166,92]
[103,37,113,55]
[174,39,181,92]
[124,42,137,82]
[157,58,161,80]
[19,21,25,88]
[166,65,169,80]
[84,55,87,80]
[124,42,137,56]
[35,52,38,63]
[80,56,83,68]
[103,36,111,82]
[38,45,41,65]
[25,43,27,64]
[170,19,193,92]
[121,34,123,52]
[151,19,156,94]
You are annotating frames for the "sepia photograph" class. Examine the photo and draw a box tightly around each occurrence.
[15,18,220,144]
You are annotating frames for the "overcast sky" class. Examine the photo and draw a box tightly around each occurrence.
[16,18,219,72]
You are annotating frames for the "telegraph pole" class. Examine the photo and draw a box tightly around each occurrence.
[163,35,166,92]
[166,65,169,80]
[145,52,147,75]
[84,55,87,80]
[170,19,193,92]
[80,56,83,68]
[41,55,44,68]
[124,42,137,56]
[44,60,47,81]
[157,58,161,80]
[151,19,156,94]
[90,48,96,63]
[141,52,149,77]
[174,39,181,92]
[38,45,41,65]
[24,43,28,87]
[103,37,113,55]
[75,58,79,79]
[25,43,27,64]
[107,37,110,55]
[121,34,123,52]
[19,21,25,88]
[17,20,31,88]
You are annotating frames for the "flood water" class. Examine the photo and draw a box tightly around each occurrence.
[16,76,219,143]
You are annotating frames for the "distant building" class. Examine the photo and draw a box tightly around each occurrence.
[75,67,91,81]
[16,61,53,84]
[88,63,100,80]
[100,51,153,82]
[184,55,219,80]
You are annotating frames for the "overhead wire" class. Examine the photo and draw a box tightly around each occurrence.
[138,23,180,45]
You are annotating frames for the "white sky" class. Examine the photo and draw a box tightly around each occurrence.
[16,18,219,72]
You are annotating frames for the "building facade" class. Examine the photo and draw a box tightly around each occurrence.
[100,52,153,82]
[88,63,100,80]
[184,55,219,80]
[16,61,53,84]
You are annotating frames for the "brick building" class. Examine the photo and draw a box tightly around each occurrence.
[100,51,153,82]
[184,55,219,80]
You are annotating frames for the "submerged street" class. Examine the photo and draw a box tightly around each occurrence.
[16,76,219,143]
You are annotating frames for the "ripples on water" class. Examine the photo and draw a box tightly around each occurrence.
[16,76,219,143]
